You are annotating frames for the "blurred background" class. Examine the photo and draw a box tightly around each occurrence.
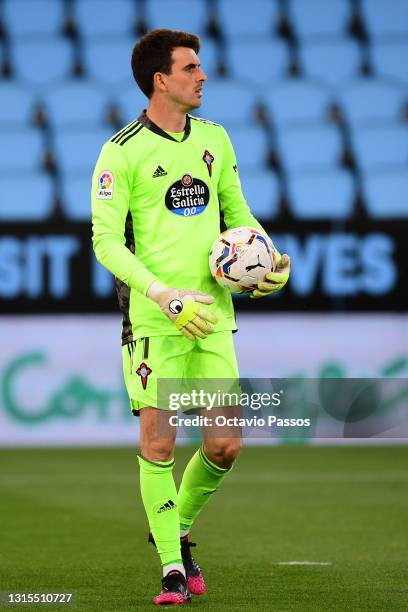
[0,0,407,446]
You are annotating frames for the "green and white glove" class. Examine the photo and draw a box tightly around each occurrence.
[147,282,218,341]
[252,253,291,298]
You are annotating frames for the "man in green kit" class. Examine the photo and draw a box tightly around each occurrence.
[92,29,290,605]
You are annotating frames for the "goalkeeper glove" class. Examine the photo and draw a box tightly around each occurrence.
[251,253,291,298]
[147,282,218,341]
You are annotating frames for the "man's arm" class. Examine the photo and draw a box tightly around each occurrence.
[91,141,159,295]
[217,127,266,234]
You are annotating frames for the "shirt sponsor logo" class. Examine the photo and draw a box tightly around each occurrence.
[165,174,210,217]
[96,170,114,199]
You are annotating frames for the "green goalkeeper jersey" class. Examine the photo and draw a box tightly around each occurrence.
[91,111,264,344]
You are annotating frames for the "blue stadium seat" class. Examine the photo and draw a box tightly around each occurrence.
[197,39,218,79]
[277,124,342,173]
[0,128,44,171]
[146,0,206,34]
[289,0,351,39]
[218,0,278,39]
[0,174,53,221]
[117,87,148,124]
[301,39,361,87]
[265,79,331,126]
[372,41,408,85]
[228,40,288,87]
[62,173,92,221]
[198,79,257,124]
[54,127,112,173]
[3,0,64,37]
[239,170,280,219]
[339,78,406,126]
[353,125,408,171]
[362,0,408,39]
[363,170,408,218]
[44,81,113,127]
[288,170,354,219]
[84,39,135,86]
[227,126,268,170]
[0,83,37,124]
[13,39,73,86]
[75,0,137,38]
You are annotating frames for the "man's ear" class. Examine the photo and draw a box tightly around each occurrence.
[153,72,168,93]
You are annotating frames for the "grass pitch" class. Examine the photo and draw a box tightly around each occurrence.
[0,445,407,611]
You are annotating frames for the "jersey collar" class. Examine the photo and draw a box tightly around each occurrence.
[137,110,191,142]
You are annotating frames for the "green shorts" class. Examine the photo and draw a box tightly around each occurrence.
[122,331,239,414]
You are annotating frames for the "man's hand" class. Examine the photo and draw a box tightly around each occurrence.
[251,253,291,298]
[147,282,218,341]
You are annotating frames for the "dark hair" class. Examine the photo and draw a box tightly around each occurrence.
[131,29,200,98]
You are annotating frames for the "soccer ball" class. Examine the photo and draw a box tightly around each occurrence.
[209,226,277,294]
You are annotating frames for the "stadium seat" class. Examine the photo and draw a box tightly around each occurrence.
[277,124,342,173]
[75,0,138,38]
[54,127,112,173]
[0,128,44,171]
[339,78,406,126]
[288,170,354,219]
[44,81,113,127]
[0,83,37,124]
[197,39,218,79]
[227,126,268,170]
[218,0,278,39]
[289,0,351,39]
[352,125,408,171]
[239,170,280,219]
[146,0,207,35]
[117,87,149,124]
[301,39,361,87]
[12,39,73,86]
[363,170,408,218]
[362,0,408,39]
[0,174,53,221]
[83,39,135,86]
[372,41,408,85]
[228,40,289,87]
[62,173,92,221]
[265,79,332,126]
[3,0,64,37]
[198,79,257,124]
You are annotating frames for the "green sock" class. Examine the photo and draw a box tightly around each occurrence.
[178,446,232,532]
[138,455,182,566]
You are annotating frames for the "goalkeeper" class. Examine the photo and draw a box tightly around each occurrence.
[92,29,290,606]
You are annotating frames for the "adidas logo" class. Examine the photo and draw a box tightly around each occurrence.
[157,499,176,513]
[152,165,167,178]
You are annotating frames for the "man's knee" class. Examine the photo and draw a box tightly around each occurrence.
[140,407,175,462]
[204,437,243,468]
[140,438,174,462]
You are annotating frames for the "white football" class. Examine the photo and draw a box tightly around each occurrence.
[209,226,278,294]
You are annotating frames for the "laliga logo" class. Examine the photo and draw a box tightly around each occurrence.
[96,170,114,200]
[100,172,112,190]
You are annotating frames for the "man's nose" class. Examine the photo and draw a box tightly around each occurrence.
[198,68,207,82]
